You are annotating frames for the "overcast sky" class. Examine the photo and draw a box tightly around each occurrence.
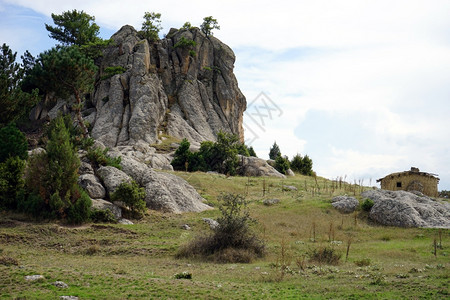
[1,0,449,190]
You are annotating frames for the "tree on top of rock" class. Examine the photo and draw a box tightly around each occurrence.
[200,16,220,36]
[0,44,39,127]
[30,46,97,136]
[141,12,162,41]
[45,9,101,46]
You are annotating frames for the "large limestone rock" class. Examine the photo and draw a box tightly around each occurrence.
[238,155,286,178]
[97,166,132,195]
[78,174,106,199]
[331,196,359,214]
[361,190,450,228]
[109,153,211,213]
[91,199,122,220]
[91,25,246,148]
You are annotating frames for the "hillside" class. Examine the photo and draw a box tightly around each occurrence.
[1,173,448,299]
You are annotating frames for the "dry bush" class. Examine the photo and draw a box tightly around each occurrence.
[308,246,341,265]
[176,193,265,263]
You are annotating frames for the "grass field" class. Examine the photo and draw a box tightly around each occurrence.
[0,172,448,299]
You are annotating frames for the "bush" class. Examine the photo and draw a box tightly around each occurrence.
[275,155,290,175]
[174,37,197,49]
[308,246,342,265]
[290,153,313,176]
[111,180,146,217]
[0,123,28,163]
[101,66,126,80]
[67,188,92,224]
[355,258,371,267]
[87,147,122,169]
[171,132,245,176]
[176,193,265,263]
[89,208,118,223]
[361,198,374,212]
[0,156,26,210]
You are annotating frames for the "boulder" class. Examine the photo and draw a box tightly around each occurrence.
[25,275,44,281]
[286,169,295,176]
[203,218,219,230]
[361,190,450,228]
[52,281,69,289]
[97,166,132,195]
[91,199,122,220]
[331,196,359,214]
[282,185,298,191]
[238,155,286,178]
[78,174,106,199]
[112,154,211,213]
[263,198,281,206]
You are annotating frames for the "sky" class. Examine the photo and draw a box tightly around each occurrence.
[1,0,449,190]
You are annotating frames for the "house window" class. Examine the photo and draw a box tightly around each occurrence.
[396,182,402,188]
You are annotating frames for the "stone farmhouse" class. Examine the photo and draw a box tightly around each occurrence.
[376,167,440,197]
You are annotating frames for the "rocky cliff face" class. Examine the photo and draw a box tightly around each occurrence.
[90,25,246,148]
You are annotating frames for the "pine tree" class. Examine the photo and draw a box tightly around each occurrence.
[269,142,281,160]
[45,10,101,46]
[31,46,97,136]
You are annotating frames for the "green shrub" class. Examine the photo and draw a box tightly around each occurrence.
[0,156,26,210]
[67,188,92,224]
[361,198,374,212]
[101,66,126,80]
[111,180,146,217]
[89,208,118,223]
[171,132,244,176]
[275,155,290,175]
[0,123,28,163]
[290,153,313,176]
[181,22,193,30]
[87,147,122,169]
[174,271,192,279]
[177,193,265,263]
[308,246,342,265]
[174,36,197,49]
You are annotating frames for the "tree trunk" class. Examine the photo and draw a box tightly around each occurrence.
[73,89,89,137]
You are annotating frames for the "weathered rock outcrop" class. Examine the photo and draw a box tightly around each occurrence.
[331,196,359,214]
[91,25,246,148]
[361,190,450,228]
[238,156,286,178]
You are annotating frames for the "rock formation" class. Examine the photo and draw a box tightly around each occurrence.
[331,196,359,214]
[91,25,246,148]
[361,190,450,228]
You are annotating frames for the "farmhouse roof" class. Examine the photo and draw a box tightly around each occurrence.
[376,167,440,183]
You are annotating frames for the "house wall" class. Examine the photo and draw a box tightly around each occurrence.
[380,173,439,197]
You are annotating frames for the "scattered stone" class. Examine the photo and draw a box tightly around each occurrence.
[60,296,78,300]
[52,281,69,288]
[79,161,94,175]
[361,190,450,228]
[181,224,191,230]
[25,275,44,281]
[118,218,133,225]
[331,196,359,214]
[263,198,281,206]
[28,147,46,157]
[203,218,219,230]
[282,185,298,191]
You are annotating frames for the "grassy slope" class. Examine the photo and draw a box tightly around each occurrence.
[0,172,448,299]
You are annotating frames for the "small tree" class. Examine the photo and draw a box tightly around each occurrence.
[0,44,39,126]
[269,141,281,160]
[300,155,313,176]
[24,116,91,222]
[111,181,146,217]
[200,16,220,36]
[0,123,28,162]
[45,10,101,46]
[248,146,257,157]
[275,155,291,175]
[141,12,162,41]
[30,46,97,136]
